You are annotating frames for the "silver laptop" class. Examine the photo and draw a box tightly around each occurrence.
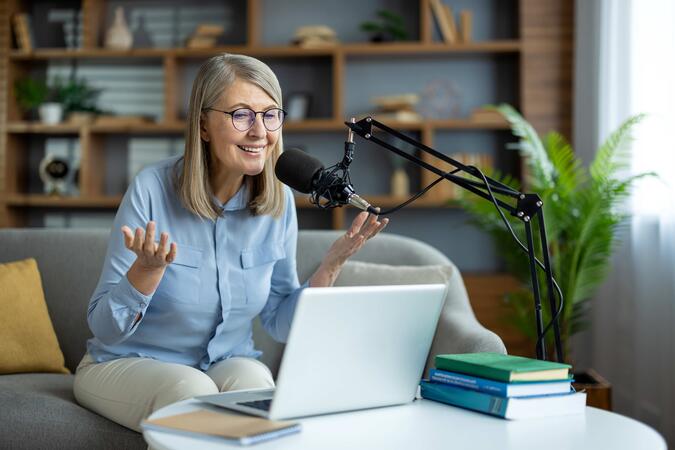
[196,284,446,420]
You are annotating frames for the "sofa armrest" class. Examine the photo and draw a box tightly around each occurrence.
[424,312,506,377]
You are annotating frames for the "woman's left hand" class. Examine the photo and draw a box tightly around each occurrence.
[309,211,389,287]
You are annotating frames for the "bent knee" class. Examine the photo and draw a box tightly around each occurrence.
[208,358,275,392]
[152,369,219,411]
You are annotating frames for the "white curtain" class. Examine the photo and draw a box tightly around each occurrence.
[576,0,675,445]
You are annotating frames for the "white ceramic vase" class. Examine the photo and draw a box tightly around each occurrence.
[105,7,133,50]
[38,103,64,124]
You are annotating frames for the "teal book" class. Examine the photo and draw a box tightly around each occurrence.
[434,353,571,382]
[429,369,573,397]
[420,381,586,420]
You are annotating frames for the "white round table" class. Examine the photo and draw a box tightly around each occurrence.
[143,398,666,450]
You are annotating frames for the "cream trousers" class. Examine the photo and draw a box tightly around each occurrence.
[73,353,275,432]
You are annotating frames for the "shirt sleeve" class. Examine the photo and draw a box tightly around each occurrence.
[87,172,155,346]
[258,188,308,342]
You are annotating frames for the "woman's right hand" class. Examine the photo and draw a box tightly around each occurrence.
[121,221,177,296]
[121,221,177,270]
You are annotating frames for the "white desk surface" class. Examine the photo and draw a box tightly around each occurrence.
[143,397,666,450]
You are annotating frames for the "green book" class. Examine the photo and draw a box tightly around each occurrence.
[435,353,571,383]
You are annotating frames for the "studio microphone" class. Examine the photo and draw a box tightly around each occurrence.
[274,148,379,214]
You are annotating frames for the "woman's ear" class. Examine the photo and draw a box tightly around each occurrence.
[199,112,210,142]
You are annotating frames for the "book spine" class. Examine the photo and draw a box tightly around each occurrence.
[420,381,509,418]
[429,369,507,396]
[434,357,511,382]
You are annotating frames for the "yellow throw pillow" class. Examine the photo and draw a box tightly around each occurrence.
[0,258,69,374]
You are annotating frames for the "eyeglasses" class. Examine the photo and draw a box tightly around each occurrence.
[205,107,286,132]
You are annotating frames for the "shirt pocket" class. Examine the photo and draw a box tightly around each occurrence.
[241,244,285,305]
[158,243,203,304]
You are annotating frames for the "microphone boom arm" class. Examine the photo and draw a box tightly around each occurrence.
[345,116,564,363]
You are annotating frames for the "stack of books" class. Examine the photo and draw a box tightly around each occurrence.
[420,352,587,419]
[370,93,422,123]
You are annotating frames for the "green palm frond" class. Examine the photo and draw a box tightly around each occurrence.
[590,114,645,183]
[490,104,555,188]
[460,105,653,359]
[544,132,585,198]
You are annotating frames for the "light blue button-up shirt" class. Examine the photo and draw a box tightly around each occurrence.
[86,156,306,370]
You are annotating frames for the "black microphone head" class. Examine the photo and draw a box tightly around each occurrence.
[275,148,324,194]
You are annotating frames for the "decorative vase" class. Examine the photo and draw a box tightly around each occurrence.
[38,103,64,124]
[390,168,410,197]
[105,7,133,50]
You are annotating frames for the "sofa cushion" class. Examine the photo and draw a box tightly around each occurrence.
[334,260,454,287]
[333,260,485,373]
[0,373,145,449]
[0,229,110,373]
[0,258,69,374]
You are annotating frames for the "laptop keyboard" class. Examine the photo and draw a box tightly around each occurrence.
[238,399,272,411]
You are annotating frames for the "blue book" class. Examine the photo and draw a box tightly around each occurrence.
[429,369,572,397]
[420,380,586,420]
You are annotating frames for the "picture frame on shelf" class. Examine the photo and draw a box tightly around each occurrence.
[285,92,311,121]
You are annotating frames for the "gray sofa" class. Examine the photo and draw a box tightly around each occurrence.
[0,228,505,450]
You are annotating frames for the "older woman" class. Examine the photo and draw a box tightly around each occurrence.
[73,53,388,432]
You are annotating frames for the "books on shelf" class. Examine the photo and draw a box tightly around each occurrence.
[429,0,457,44]
[372,110,422,123]
[186,23,224,49]
[141,409,301,446]
[435,352,572,382]
[459,10,473,43]
[420,380,586,420]
[470,107,508,124]
[429,1,473,44]
[370,93,422,123]
[429,369,572,397]
[12,13,33,52]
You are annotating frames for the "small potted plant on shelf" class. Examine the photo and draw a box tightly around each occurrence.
[459,104,654,410]
[60,78,104,124]
[14,76,66,124]
[360,9,408,43]
[14,77,48,121]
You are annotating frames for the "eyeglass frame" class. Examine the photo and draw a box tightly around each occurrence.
[204,107,287,132]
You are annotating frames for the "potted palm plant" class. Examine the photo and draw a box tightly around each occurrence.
[460,104,653,409]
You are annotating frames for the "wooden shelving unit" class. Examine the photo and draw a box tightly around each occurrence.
[0,0,573,232]
[0,0,573,355]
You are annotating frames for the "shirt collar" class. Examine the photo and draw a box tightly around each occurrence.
[216,183,249,212]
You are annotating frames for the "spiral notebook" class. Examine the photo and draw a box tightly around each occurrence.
[141,409,301,446]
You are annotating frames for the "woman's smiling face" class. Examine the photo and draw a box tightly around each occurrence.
[201,78,281,184]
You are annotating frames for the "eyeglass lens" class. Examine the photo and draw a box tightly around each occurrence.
[231,108,285,131]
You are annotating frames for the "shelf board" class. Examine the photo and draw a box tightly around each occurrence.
[9,41,521,61]
[9,48,174,59]
[5,123,81,134]
[6,122,186,134]
[1,194,458,210]
[425,119,511,130]
[5,118,509,135]
[295,194,459,209]
[2,194,122,208]
[341,40,521,55]
[174,46,336,58]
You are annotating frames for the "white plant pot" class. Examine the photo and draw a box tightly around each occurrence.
[39,103,64,124]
